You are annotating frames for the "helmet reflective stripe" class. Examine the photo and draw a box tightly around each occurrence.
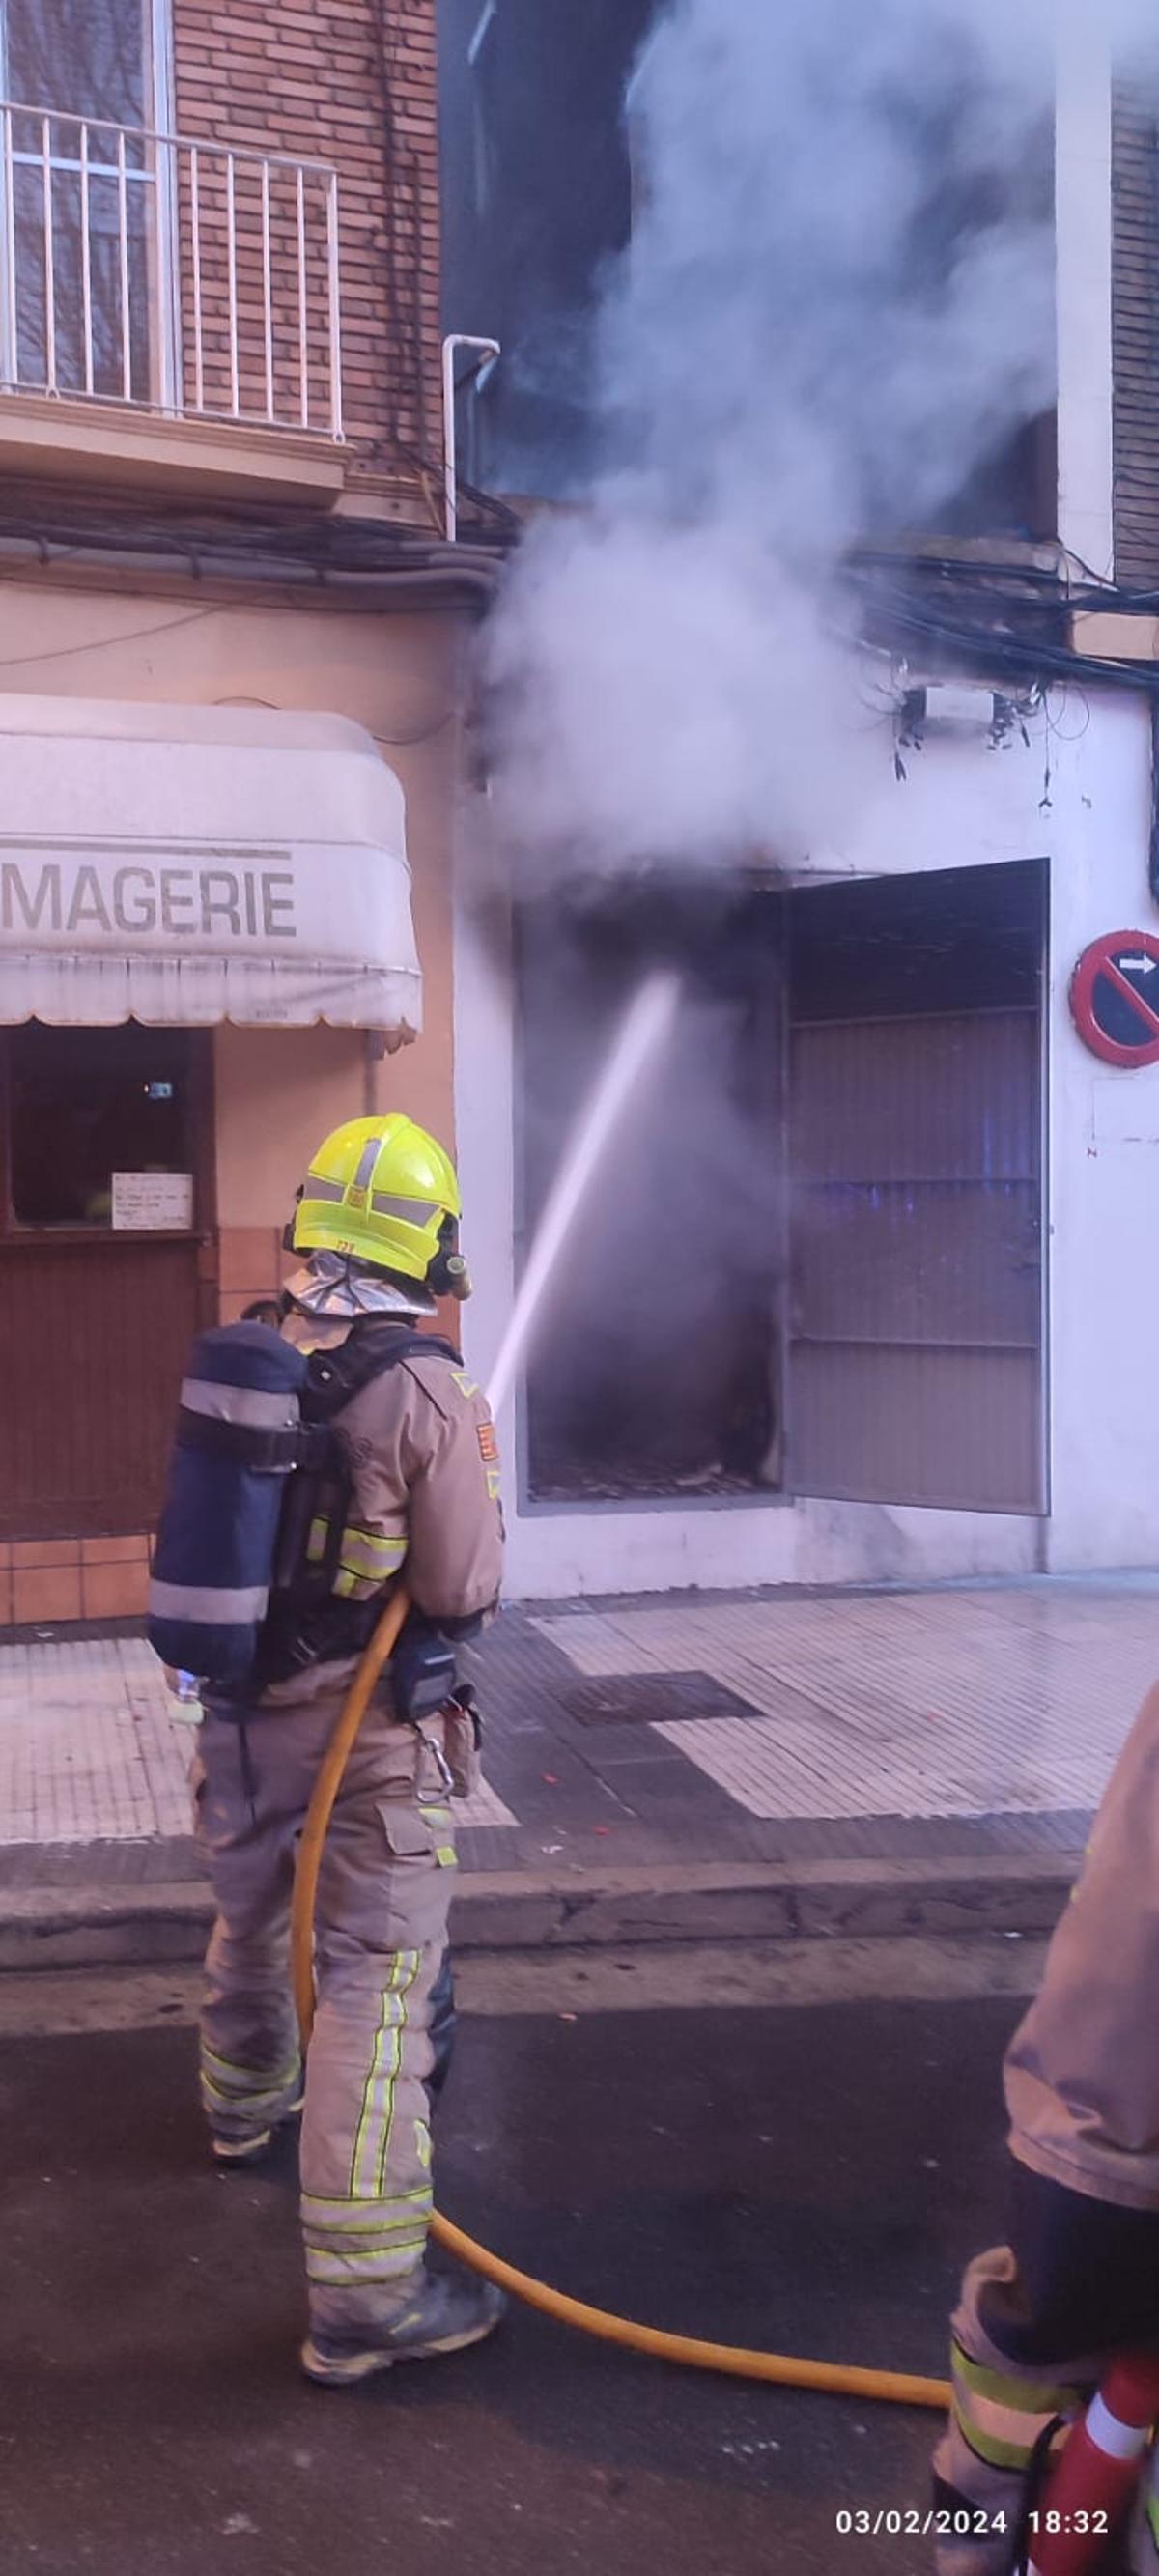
[180,1377,298,1430]
[353,1136,383,1191]
[300,1176,347,1205]
[371,1194,440,1224]
[149,1577,269,1620]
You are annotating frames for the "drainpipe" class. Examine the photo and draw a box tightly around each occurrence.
[1150,699,1159,906]
[442,334,501,542]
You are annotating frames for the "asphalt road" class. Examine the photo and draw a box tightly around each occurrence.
[0,1966,1026,2576]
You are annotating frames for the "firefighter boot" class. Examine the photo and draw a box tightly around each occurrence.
[212,2088,305,2167]
[300,2265,506,2385]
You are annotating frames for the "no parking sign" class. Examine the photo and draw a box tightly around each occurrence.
[1070,932,1159,1067]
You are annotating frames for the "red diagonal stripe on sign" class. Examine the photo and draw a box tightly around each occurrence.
[1101,956,1159,1040]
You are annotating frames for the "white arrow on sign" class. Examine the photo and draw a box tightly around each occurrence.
[1118,955,1157,975]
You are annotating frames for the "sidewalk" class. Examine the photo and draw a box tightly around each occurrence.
[1,1576,1157,1961]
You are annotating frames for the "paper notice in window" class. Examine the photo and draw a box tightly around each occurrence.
[111,1172,194,1231]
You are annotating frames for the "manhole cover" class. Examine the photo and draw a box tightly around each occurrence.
[564,1671,760,1726]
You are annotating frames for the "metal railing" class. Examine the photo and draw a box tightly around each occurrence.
[0,101,343,437]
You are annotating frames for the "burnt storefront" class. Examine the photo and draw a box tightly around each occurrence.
[516,859,1046,1521]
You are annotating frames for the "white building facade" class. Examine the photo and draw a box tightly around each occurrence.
[453,27,1159,1600]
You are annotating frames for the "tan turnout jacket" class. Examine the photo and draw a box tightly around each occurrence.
[1004,1681,1159,2212]
[263,1317,504,1708]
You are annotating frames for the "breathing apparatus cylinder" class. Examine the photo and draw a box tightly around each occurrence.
[148,1322,310,1687]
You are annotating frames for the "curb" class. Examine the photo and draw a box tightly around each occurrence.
[0,1853,1081,1972]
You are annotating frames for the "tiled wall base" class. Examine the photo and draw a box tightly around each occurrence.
[1,1535,151,1627]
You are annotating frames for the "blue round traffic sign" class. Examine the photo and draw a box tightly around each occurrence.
[1070,931,1159,1067]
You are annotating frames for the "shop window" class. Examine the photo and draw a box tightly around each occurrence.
[4,1022,194,1229]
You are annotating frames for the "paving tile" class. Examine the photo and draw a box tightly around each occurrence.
[532,1584,1159,1825]
[0,1581,1152,1864]
[453,1776,518,1830]
[562,1673,765,1726]
[0,1632,516,1854]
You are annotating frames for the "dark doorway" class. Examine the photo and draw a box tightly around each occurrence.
[518,882,785,1504]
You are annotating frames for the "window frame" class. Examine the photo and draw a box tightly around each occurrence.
[0,0,178,406]
[0,1021,212,1244]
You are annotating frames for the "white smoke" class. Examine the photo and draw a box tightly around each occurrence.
[485,0,1156,872]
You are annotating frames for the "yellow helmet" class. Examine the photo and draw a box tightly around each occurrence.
[291,1114,467,1294]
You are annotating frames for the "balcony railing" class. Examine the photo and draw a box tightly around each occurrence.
[0,102,343,438]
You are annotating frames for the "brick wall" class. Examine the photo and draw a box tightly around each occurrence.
[172,0,442,516]
[1112,85,1159,584]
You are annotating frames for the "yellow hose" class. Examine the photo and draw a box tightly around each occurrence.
[291,1589,410,2047]
[290,1598,952,2414]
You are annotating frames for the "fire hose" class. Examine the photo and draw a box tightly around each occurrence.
[289,1588,950,2414]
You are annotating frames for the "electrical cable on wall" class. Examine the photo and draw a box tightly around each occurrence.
[3,494,1159,700]
[0,604,221,671]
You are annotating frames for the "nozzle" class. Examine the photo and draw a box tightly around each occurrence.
[444,1254,472,1302]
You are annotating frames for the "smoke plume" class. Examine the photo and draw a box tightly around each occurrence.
[485,0,1153,873]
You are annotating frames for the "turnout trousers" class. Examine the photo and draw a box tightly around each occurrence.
[934,1684,1159,2573]
[933,2166,1159,2575]
[192,1689,459,2338]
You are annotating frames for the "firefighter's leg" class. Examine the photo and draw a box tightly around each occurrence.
[427,1946,457,2109]
[933,2167,1159,2575]
[297,1738,459,2340]
[933,2247,1088,2576]
[192,1719,303,2156]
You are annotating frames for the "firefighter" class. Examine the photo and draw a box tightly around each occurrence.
[192,1114,506,2387]
[932,1681,1159,2573]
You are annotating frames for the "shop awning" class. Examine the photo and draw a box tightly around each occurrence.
[0,696,422,1033]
